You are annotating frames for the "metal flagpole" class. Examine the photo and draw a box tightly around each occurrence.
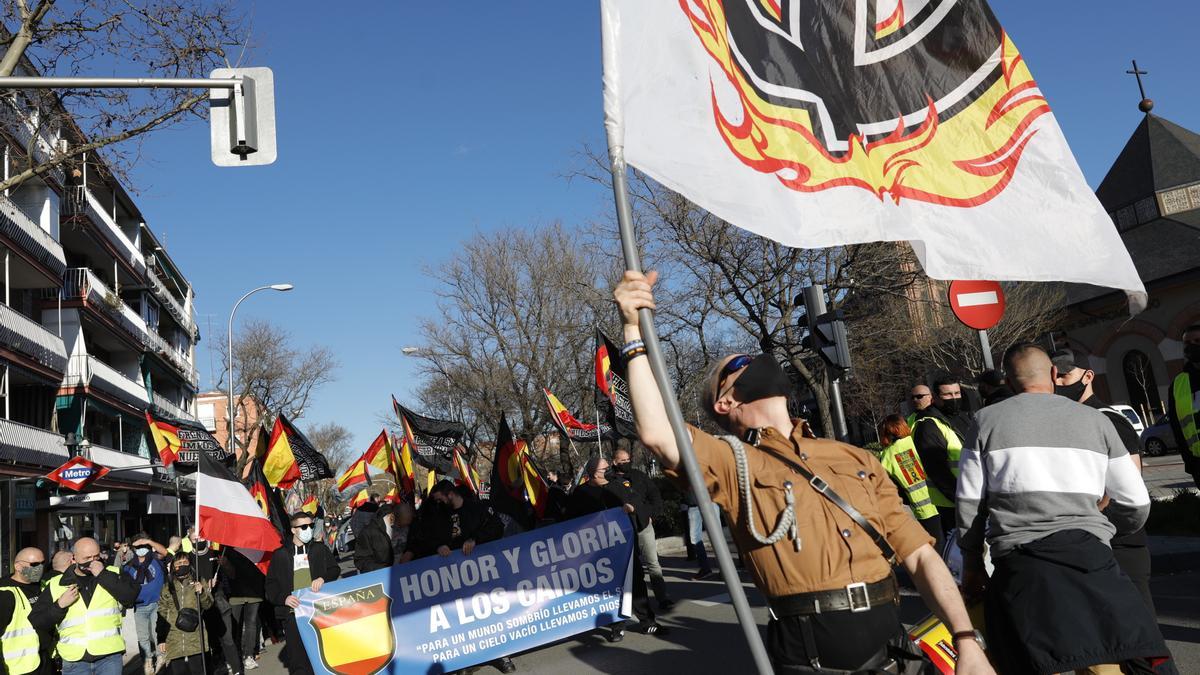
[601,13,772,669]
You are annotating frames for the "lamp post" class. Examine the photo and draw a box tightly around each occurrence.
[400,346,458,421]
[228,284,293,456]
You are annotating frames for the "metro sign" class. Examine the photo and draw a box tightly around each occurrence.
[45,456,110,492]
[948,280,1006,331]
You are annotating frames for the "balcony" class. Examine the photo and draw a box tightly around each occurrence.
[0,417,67,468]
[87,443,152,483]
[61,186,146,276]
[0,302,67,372]
[0,99,66,186]
[64,354,150,408]
[0,194,66,277]
[58,268,199,388]
[151,391,196,422]
[146,270,197,337]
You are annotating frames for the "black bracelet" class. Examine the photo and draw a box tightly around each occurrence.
[624,347,647,361]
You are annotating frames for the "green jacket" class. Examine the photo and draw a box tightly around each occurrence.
[157,578,213,661]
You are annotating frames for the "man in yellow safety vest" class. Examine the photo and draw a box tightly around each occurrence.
[29,537,138,675]
[912,376,973,536]
[0,547,55,674]
[1170,323,1200,489]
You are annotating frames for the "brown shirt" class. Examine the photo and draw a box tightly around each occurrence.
[671,424,933,599]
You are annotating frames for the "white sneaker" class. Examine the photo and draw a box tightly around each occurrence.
[244,656,259,671]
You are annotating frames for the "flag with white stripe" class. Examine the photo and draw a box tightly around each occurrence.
[198,449,282,554]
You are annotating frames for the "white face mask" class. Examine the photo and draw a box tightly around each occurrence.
[296,528,314,544]
[134,547,151,558]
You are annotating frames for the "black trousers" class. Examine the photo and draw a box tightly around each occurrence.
[283,613,315,675]
[1113,544,1154,614]
[204,593,244,675]
[766,603,902,671]
[169,654,206,675]
[231,600,262,661]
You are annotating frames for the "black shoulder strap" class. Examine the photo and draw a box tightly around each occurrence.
[757,443,898,564]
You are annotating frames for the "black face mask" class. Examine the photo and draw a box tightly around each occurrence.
[612,461,630,474]
[173,566,191,579]
[936,398,961,416]
[731,355,791,403]
[1186,344,1200,365]
[1055,380,1087,402]
[74,564,91,577]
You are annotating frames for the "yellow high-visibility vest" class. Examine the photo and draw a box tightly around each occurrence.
[1174,372,1200,459]
[878,436,939,521]
[0,586,41,674]
[48,567,125,662]
[913,415,963,508]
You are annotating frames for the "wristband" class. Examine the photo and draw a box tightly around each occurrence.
[620,339,645,359]
[951,629,986,651]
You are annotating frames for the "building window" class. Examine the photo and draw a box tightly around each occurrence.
[1122,350,1164,423]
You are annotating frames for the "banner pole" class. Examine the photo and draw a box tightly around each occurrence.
[602,114,774,675]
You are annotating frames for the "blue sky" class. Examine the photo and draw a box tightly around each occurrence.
[125,2,1200,451]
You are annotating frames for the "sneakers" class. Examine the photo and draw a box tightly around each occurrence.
[638,623,670,637]
[607,627,625,643]
[692,568,714,580]
[244,656,259,671]
[497,657,517,673]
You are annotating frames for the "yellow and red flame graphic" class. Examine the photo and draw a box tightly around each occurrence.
[680,0,1050,207]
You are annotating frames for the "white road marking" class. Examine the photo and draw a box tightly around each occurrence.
[691,593,731,607]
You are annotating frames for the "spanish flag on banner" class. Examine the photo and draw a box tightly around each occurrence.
[146,411,227,468]
[452,446,480,495]
[264,414,334,489]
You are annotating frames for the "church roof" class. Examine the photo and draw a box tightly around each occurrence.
[1066,113,1200,306]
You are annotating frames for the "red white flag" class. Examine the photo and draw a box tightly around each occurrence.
[197,448,282,554]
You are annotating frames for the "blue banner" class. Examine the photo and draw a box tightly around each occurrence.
[294,508,635,674]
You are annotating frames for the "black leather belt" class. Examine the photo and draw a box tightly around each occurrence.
[768,576,899,617]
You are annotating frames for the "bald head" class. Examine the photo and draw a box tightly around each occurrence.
[1003,343,1054,393]
[73,537,99,560]
[52,550,73,572]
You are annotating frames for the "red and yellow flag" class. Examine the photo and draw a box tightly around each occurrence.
[349,489,370,509]
[146,412,182,467]
[301,495,318,515]
[452,446,480,495]
[264,414,334,489]
[390,433,417,499]
[336,456,370,499]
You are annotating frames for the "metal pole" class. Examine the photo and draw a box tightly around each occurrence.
[978,330,995,370]
[228,285,290,458]
[605,147,773,674]
[0,76,240,89]
[174,476,184,536]
[803,286,849,441]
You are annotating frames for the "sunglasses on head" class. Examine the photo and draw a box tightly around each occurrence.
[294,523,313,531]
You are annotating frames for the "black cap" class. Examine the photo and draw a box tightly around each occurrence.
[1050,349,1088,373]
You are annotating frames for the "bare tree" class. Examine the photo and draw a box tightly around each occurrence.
[307,422,354,473]
[0,1,248,192]
[217,318,339,455]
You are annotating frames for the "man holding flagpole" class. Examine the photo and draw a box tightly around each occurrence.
[614,272,990,673]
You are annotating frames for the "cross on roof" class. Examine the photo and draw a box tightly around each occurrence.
[1126,60,1154,113]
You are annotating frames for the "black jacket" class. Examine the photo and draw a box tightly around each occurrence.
[566,482,628,521]
[264,541,340,616]
[405,499,504,560]
[985,529,1166,674]
[353,515,395,573]
[221,549,265,601]
[912,406,972,503]
[612,467,661,531]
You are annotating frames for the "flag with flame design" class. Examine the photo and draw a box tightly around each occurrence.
[601,0,1145,309]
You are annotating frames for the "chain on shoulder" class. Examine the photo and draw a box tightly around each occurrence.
[721,435,798,549]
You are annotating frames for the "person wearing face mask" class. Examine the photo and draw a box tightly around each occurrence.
[353,503,397,573]
[0,547,51,674]
[29,537,139,675]
[615,271,991,674]
[1169,324,1200,490]
[264,513,340,675]
[610,448,675,610]
[191,536,245,675]
[121,533,167,675]
[912,375,972,537]
[157,555,212,675]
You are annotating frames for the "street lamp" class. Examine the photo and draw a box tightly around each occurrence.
[228,284,293,454]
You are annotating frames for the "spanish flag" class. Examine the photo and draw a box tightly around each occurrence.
[301,495,318,515]
[264,414,333,489]
[336,456,370,499]
[349,489,370,509]
[146,412,183,467]
[391,433,417,499]
[336,431,396,499]
[544,388,609,442]
[452,446,480,495]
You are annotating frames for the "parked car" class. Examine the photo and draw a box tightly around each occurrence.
[1110,404,1145,436]
[1140,414,1177,457]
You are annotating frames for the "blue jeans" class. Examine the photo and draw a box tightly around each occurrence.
[688,503,719,571]
[134,602,158,663]
[61,652,123,675]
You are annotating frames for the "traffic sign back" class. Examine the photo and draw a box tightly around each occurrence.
[948,280,1005,330]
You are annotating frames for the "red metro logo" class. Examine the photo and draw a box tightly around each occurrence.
[680,0,1050,206]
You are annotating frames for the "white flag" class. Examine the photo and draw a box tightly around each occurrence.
[601,0,1146,310]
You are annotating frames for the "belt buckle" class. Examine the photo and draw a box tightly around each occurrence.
[846,582,870,613]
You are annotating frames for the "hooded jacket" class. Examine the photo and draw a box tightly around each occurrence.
[353,509,395,573]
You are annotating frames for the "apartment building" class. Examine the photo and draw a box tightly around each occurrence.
[0,85,201,566]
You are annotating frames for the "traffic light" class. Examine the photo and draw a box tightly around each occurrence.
[811,310,851,377]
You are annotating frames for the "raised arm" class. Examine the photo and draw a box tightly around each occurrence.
[613,270,682,469]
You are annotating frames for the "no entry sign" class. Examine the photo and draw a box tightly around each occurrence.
[948,280,1005,330]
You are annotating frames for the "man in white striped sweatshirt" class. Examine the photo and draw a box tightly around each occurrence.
[957,343,1166,675]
